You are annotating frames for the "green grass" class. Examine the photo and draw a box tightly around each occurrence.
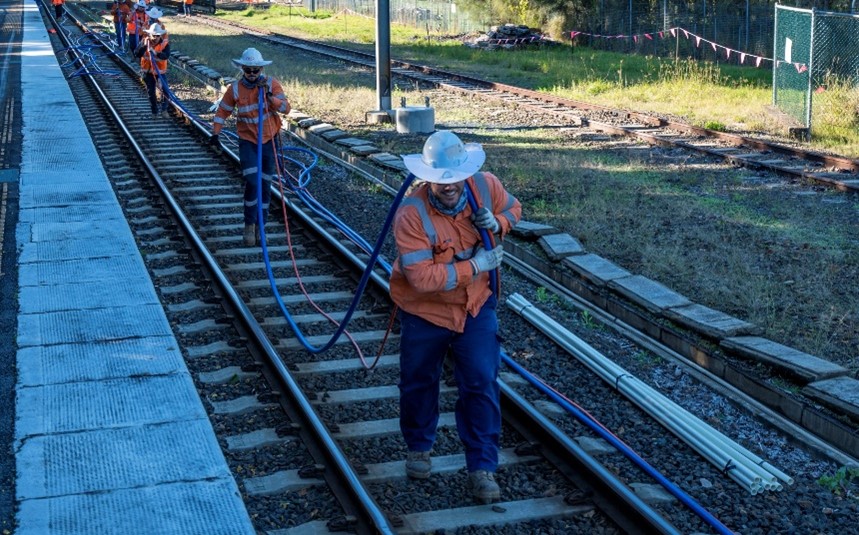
[214,7,859,157]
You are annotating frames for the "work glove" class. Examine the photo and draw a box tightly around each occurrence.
[255,76,268,89]
[469,245,504,275]
[472,207,500,234]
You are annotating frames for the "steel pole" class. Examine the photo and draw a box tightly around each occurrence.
[375,0,391,112]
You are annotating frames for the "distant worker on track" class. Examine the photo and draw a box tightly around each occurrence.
[182,0,193,17]
[145,6,166,32]
[391,130,521,504]
[110,0,130,49]
[126,0,148,53]
[52,0,64,19]
[134,23,170,117]
[210,48,290,247]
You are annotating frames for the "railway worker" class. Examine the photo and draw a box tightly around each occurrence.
[134,23,171,117]
[145,6,165,32]
[391,130,521,503]
[126,0,149,53]
[52,0,64,19]
[110,0,130,49]
[209,48,290,247]
[181,0,193,17]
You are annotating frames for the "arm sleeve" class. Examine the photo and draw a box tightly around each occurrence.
[483,172,522,237]
[156,42,170,60]
[267,78,290,114]
[211,88,235,136]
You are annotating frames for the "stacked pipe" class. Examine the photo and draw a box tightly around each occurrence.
[507,293,793,495]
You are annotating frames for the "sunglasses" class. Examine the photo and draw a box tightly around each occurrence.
[242,67,261,74]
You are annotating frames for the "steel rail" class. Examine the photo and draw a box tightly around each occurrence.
[47,7,397,534]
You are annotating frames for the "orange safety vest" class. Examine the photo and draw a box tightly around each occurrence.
[140,39,168,74]
[213,78,290,144]
[111,3,130,23]
[52,0,64,5]
[127,11,148,33]
[184,0,193,4]
[389,172,522,333]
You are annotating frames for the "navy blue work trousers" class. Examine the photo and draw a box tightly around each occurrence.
[238,138,276,225]
[115,21,126,48]
[398,296,501,472]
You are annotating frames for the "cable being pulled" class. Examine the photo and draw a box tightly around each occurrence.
[253,86,412,354]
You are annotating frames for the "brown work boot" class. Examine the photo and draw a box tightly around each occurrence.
[405,450,432,479]
[243,224,256,246]
[468,470,500,503]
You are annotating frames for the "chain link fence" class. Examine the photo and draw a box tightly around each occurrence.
[773,5,859,130]
[310,0,486,34]
[576,1,773,58]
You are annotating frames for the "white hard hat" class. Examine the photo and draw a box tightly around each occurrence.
[144,22,167,35]
[146,7,163,18]
[232,48,272,68]
[135,1,147,8]
[402,130,485,184]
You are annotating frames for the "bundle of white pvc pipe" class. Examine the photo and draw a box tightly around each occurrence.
[507,293,793,495]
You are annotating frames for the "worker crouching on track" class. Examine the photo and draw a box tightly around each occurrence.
[391,130,522,503]
[134,23,170,117]
[210,48,290,246]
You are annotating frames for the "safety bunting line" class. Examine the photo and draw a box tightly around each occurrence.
[570,27,809,73]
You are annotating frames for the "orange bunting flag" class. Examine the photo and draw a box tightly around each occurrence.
[740,52,746,64]
[644,33,652,40]
[756,56,763,67]
[711,42,717,52]
[695,36,701,47]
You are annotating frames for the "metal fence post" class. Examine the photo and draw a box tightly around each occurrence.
[805,8,816,133]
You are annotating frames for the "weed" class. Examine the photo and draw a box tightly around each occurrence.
[770,377,800,395]
[704,121,727,132]
[580,310,600,330]
[534,286,550,303]
[817,466,859,497]
[632,350,661,369]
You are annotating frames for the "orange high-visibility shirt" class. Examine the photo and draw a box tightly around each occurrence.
[212,78,290,144]
[389,172,522,333]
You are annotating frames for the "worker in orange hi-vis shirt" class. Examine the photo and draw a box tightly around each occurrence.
[182,0,193,17]
[51,0,64,19]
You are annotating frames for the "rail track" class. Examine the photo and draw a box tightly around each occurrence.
[166,7,859,190]
[42,3,859,534]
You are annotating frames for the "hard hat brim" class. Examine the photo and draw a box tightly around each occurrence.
[402,143,485,184]
[232,58,273,67]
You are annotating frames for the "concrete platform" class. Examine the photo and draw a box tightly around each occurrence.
[13,3,254,533]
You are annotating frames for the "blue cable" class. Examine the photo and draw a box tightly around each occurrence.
[239,97,730,530]
[253,85,411,353]
[463,185,497,293]
[502,355,735,534]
